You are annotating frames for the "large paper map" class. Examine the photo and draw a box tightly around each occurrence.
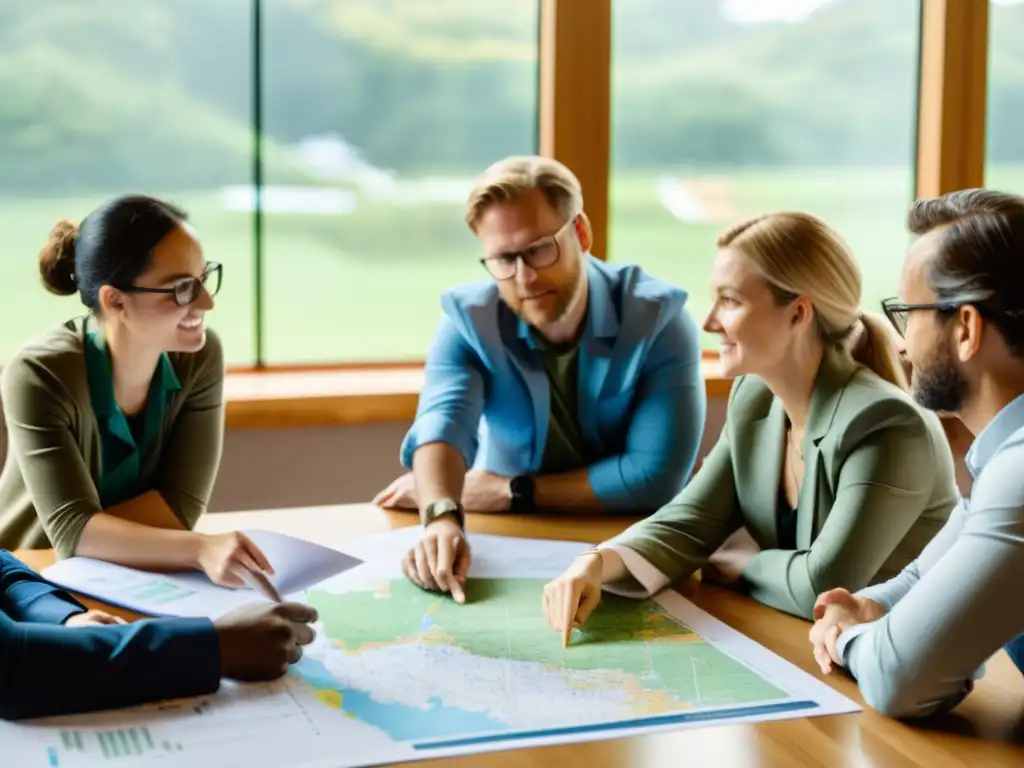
[297,577,794,747]
[3,532,858,767]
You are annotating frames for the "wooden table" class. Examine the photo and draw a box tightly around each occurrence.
[15,503,1024,767]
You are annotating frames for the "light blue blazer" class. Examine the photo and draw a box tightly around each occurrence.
[400,256,706,511]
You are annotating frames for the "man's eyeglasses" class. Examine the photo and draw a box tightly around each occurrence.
[881,294,1024,337]
[480,217,577,281]
[881,297,962,337]
[120,262,223,307]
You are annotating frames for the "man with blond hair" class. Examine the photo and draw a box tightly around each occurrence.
[374,155,705,601]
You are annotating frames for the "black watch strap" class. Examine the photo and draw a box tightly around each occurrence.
[510,475,534,513]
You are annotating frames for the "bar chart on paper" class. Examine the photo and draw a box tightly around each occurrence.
[50,727,184,762]
[8,680,343,768]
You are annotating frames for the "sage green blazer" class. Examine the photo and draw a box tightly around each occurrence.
[0,317,225,558]
[609,344,958,619]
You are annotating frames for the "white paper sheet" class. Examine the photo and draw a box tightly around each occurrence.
[7,529,859,767]
[40,530,362,619]
[335,527,594,578]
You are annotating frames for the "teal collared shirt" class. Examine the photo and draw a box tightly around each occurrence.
[83,331,181,507]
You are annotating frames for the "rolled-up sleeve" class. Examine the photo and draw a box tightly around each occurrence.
[587,305,705,511]
[601,544,673,599]
[400,316,486,470]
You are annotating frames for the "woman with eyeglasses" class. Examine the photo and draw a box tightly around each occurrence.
[0,194,273,587]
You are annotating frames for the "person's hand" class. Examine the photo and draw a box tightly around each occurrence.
[198,532,275,588]
[64,609,127,627]
[808,588,886,674]
[461,470,512,513]
[542,552,604,648]
[373,472,418,510]
[374,470,512,513]
[215,602,318,681]
[401,518,471,603]
[702,528,760,585]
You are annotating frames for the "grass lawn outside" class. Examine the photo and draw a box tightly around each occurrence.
[1,166,1019,366]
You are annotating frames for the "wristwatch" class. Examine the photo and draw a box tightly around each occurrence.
[509,474,535,513]
[422,497,465,529]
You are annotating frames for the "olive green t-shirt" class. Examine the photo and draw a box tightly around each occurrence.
[532,334,589,474]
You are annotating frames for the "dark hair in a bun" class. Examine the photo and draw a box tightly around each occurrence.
[36,194,187,310]
[39,219,80,296]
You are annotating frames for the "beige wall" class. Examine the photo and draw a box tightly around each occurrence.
[209,393,973,510]
[0,394,972,512]
[211,396,727,511]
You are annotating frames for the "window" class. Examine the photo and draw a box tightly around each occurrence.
[0,0,255,365]
[985,0,1024,192]
[0,1,538,367]
[262,1,539,364]
[609,0,921,348]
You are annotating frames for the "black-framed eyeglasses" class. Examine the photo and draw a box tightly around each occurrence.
[479,217,577,281]
[881,297,968,337]
[881,293,1024,338]
[120,262,223,307]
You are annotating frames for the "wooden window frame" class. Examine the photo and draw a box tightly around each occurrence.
[915,0,988,199]
[225,0,990,430]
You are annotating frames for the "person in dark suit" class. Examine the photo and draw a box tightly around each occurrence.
[0,550,316,721]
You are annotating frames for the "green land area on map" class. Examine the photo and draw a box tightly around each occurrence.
[306,578,786,706]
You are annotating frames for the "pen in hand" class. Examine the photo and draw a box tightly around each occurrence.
[238,568,284,603]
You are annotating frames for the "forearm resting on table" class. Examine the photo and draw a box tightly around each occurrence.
[75,491,203,570]
[533,469,605,513]
[412,442,467,511]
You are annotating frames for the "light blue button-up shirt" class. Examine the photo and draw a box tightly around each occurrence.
[399,255,706,511]
[836,393,1024,718]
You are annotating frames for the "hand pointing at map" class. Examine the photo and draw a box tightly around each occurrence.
[542,550,607,647]
[402,518,471,603]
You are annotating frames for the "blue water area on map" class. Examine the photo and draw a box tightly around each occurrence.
[292,657,508,742]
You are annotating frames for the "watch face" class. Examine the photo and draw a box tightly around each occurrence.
[428,499,460,518]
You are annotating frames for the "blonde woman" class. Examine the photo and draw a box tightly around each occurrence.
[542,212,958,630]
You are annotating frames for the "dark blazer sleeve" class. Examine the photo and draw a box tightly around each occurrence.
[0,550,86,625]
[0,552,222,721]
